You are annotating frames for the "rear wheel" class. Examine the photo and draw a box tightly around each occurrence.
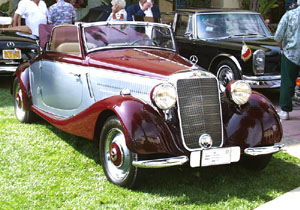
[216,59,241,92]
[240,154,272,171]
[99,116,141,188]
[13,77,35,123]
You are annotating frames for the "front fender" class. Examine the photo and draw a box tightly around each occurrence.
[209,53,242,73]
[111,96,184,156]
[222,91,282,150]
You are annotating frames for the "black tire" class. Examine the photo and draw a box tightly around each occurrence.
[216,59,241,92]
[240,154,272,171]
[99,116,141,188]
[13,77,35,123]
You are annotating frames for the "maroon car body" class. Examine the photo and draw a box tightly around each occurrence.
[12,22,283,188]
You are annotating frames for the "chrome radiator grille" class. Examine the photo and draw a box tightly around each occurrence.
[177,78,223,150]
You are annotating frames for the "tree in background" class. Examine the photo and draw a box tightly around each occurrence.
[240,0,278,19]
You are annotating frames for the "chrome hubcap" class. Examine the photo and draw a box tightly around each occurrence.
[105,128,131,182]
[109,142,124,167]
[217,64,234,92]
[14,84,26,120]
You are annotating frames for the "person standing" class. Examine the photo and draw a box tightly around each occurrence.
[48,0,77,26]
[107,0,127,21]
[126,0,160,22]
[274,0,300,120]
[12,0,30,26]
[286,0,297,11]
[13,0,48,36]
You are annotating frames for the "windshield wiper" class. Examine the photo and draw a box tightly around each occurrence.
[227,33,267,38]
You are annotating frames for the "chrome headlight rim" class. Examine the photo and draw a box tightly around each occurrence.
[152,83,177,110]
[253,49,265,75]
[228,80,252,105]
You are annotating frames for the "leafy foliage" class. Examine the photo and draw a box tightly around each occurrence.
[0,1,9,13]
[259,0,278,18]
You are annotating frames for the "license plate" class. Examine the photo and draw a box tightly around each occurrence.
[190,147,240,168]
[201,148,232,167]
[3,49,21,59]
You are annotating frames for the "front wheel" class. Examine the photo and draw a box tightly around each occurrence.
[13,77,35,123]
[240,154,272,171]
[99,116,141,188]
[216,59,241,92]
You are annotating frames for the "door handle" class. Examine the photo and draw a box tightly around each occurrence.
[69,72,81,78]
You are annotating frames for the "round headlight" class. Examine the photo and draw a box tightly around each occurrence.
[229,80,252,105]
[152,83,177,110]
[253,49,265,75]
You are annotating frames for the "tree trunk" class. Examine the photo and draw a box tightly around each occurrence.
[249,0,260,11]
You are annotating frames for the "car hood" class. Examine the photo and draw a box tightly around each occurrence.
[88,48,196,78]
[0,30,37,43]
[207,37,280,54]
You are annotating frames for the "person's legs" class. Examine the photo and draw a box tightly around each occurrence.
[279,54,300,117]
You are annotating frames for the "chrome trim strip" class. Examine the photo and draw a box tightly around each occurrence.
[244,143,284,156]
[85,72,95,100]
[132,156,189,168]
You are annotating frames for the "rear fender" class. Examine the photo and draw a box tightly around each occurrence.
[13,63,31,110]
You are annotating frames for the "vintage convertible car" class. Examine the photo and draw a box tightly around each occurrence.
[13,22,283,188]
[162,9,281,91]
[0,17,39,75]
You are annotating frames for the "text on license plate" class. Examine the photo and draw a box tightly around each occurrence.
[3,49,21,59]
[190,147,240,168]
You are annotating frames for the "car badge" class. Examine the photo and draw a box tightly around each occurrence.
[7,42,15,48]
[190,55,198,65]
[199,134,213,149]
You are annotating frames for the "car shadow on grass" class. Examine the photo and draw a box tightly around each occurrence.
[136,154,300,206]
[33,119,100,165]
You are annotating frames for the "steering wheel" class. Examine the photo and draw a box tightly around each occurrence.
[130,37,154,46]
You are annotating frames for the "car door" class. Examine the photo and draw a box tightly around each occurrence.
[30,26,94,118]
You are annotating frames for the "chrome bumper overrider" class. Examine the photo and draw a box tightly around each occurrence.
[132,156,189,168]
[242,75,281,89]
[244,144,284,156]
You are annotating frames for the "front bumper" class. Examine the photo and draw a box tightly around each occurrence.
[132,156,189,168]
[242,75,281,89]
[132,144,284,168]
[0,65,17,74]
[244,143,284,156]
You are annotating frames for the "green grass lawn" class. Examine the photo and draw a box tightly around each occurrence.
[1,85,300,210]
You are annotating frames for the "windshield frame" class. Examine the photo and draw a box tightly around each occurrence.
[81,21,177,54]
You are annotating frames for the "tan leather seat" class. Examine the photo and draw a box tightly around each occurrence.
[55,42,80,55]
[49,25,80,55]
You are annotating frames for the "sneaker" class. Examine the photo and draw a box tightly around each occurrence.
[277,110,289,120]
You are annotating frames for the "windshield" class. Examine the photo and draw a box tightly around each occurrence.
[83,23,176,52]
[196,13,271,39]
